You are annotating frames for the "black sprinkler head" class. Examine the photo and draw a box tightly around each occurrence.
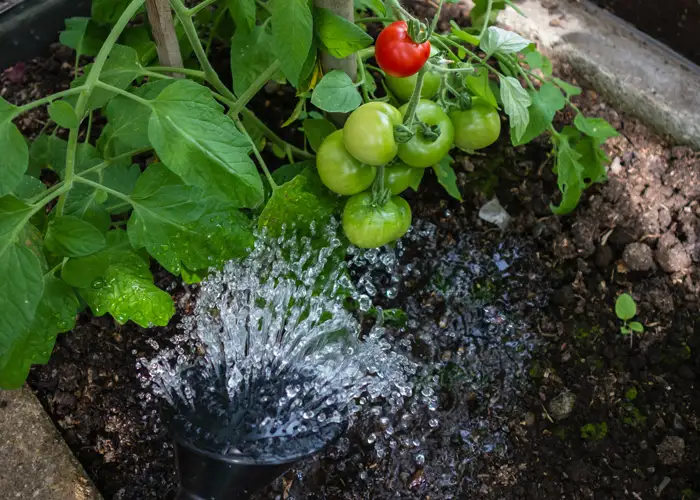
[173,426,341,500]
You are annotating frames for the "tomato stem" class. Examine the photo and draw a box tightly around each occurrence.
[402,64,427,128]
[478,0,494,41]
[234,116,278,192]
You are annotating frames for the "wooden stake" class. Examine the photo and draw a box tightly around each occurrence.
[313,0,357,81]
[146,0,184,73]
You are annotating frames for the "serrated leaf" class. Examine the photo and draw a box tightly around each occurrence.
[48,100,79,129]
[65,230,174,327]
[103,163,141,213]
[12,176,45,201]
[100,80,174,157]
[0,276,79,389]
[303,118,337,152]
[573,115,619,141]
[552,77,582,97]
[480,26,530,56]
[525,50,553,76]
[271,161,311,186]
[315,7,373,59]
[433,155,463,201]
[311,70,362,113]
[259,168,340,238]
[574,135,608,188]
[120,26,157,64]
[615,293,637,321]
[227,0,257,35]
[511,82,565,146]
[271,0,313,87]
[70,45,143,111]
[148,80,264,208]
[355,0,386,15]
[59,17,108,57]
[91,0,134,25]
[230,25,279,97]
[550,135,585,215]
[465,67,498,108]
[127,164,254,278]
[499,76,531,142]
[45,216,106,257]
[0,97,28,196]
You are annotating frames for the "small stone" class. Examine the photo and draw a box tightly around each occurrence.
[656,436,685,465]
[656,235,691,273]
[548,391,576,421]
[673,414,686,432]
[623,242,654,271]
[594,245,614,269]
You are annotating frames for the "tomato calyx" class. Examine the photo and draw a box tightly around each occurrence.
[394,124,415,144]
[370,165,392,207]
[417,122,441,142]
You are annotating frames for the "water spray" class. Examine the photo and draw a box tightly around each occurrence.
[141,226,415,499]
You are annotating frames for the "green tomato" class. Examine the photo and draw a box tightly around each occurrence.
[384,162,423,194]
[316,130,376,195]
[343,102,402,166]
[398,99,455,168]
[342,192,412,248]
[385,71,442,102]
[449,102,501,151]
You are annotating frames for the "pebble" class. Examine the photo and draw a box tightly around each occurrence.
[656,436,685,465]
[548,391,576,421]
[622,242,654,271]
[594,244,614,269]
[656,235,691,273]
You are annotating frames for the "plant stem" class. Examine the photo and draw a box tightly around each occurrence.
[255,0,272,15]
[229,60,281,116]
[15,87,86,115]
[479,0,493,40]
[85,110,94,142]
[94,81,153,107]
[403,65,427,127]
[188,0,218,17]
[74,176,133,203]
[356,54,371,102]
[56,0,146,216]
[146,66,206,78]
[234,117,278,192]
[78,147,152,178]
[27,180,65,205]
[429,36,461,63]
[205,6,227,55]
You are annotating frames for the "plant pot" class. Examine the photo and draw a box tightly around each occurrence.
[0,0,90,69]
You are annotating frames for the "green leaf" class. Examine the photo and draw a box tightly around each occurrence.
[71,45,143,111]
[499,76,531,142]
[259,168,340,238]
[574,135,608,188]
[12,176,45,201]
[148,80,264,208]
[103,163,141,213]
[91,0,134,25]
[511,82,565,146]
[230,26,278,97]
[271,161,311,186]
[303,118,337,152]
[271,0,313,87]
[48,100,79,129]
[315,7,373,59]
[615,293,637,321]
[100,80,174,157]
[573,115,619,141]
[0,276,79,389]
[525,50,553,76]
[552,77,582,97]
[0,97,29,196]
[59,17,108,57]
[465,67,498,108]
[120,26,157,64]
[127,163,254,278]
[355,0,386,15]
[470,0,506,27]
[550,135,585,215]
[480,26,530,56]
[65,230,174,327]
[45,216,106,258]
[311,70,362,113]
[227,0,256,34]
[433,155,463,201]
[629,321,644,333]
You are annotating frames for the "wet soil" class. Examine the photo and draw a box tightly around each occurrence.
[2,3,698,499]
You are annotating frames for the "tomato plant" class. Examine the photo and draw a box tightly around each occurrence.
[0,0,617,387]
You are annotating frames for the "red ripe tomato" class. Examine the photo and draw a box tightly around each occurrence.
[375,21,431,78]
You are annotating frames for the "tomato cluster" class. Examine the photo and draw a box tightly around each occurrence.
[315,22,502,249]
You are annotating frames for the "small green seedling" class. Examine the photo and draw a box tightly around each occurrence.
[580,422,608,441]
[615,293,644,337]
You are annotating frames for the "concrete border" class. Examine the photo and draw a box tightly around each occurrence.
[0,387,102,500]
[490,0,700,149]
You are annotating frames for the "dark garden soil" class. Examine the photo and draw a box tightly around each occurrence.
[590,0,700,66]
[2,2,698,499]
